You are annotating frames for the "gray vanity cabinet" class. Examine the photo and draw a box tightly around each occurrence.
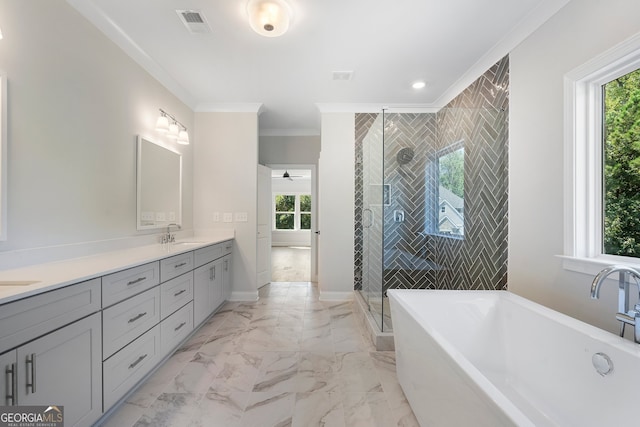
[193,258,223,327]
[0,312,102,427]
[223,253,232,301]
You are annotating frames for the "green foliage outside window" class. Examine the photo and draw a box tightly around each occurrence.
[439,148,464,198]
[274,194,311,230]
[604,68,640,257]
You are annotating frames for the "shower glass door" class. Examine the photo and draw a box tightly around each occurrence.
[361,111,385,331]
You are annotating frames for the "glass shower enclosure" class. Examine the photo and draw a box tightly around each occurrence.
[356,105,509,333]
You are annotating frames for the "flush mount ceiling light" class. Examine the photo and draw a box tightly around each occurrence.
[246,0,292,37]
[155,109,189,145]
[412,81,427,90]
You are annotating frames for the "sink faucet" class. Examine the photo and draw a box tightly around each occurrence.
[591,265,640,343]
[162,223,181,244]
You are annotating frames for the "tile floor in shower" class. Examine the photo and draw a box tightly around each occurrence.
[100,281,418,427]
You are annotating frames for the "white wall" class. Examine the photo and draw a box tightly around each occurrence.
[509,0,640,334]
[318,113,355,300]
[194,112,259,301]
[259,135,320,165]
[0,0,194,267]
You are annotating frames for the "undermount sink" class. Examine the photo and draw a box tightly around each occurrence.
[0,280,40,286]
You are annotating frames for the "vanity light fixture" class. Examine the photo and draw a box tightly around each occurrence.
[247,0,292,37]
[156,109,189,145]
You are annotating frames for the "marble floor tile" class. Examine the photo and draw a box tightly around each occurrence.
[241,390,296,427]
[335,352,383,393]
[133,393,202,427]
[252,352,300,393]
[342,392,395,427]
[291,391,345,427]
[193,389,250,427]
[101,282,417,427]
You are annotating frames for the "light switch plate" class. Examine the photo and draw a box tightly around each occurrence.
[235,212,248,222]
[155,212,166,221]
[212,212,220,222]
[223,212,233,223]
[168,212,176,221]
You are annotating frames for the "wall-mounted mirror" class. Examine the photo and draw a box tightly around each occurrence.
[0,72,7,241]
[136,135,182,230]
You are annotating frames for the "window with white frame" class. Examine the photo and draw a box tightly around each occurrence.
[564,33,640,270]
[274,194,312,230]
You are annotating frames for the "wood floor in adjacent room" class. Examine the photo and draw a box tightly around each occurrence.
[271,246,311,282]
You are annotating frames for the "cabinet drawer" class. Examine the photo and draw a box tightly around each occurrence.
[103,324,161,409]
[194,243,224,268]
[160,272,193,320]
[222,240,233,256]
[0,278,101,354]
[160,301,193,355]
[103,287,160,359]
[160,252,194,283]
[102,262,160,307]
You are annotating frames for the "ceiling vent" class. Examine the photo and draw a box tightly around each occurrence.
[332,71,354,81]
[176,10,212,34]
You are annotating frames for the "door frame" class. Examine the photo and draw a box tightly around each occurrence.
[267,163,318,282]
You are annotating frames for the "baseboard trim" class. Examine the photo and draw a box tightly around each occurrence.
[318,291,353,301]
[229,291,259,302]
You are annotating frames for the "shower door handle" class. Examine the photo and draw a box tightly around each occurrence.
[363,208,374,228]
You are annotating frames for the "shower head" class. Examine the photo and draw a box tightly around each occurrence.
[397,147,414,165]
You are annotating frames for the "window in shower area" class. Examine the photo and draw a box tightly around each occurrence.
[436,143,465,237]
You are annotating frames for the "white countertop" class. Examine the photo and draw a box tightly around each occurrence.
[0,231,234,305]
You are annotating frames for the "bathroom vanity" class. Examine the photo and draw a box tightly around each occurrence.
[0,235,233,427]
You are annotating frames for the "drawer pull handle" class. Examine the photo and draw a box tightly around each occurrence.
[128,354,148,370]
[26,353,36,394]
[5,363,16,405]
[127,277,147,286]
[174,321,187,332]
[174,289,186,297]
[174,262,187,269]
[128,312,147,323]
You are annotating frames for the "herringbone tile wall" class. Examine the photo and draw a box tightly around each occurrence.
[354,56,509,298]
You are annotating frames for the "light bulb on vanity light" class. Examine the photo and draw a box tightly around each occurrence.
[167,121,180,140]
[177,129,190,145]
[155,114,170,133]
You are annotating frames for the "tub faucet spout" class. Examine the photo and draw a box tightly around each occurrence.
[591,265,640,343]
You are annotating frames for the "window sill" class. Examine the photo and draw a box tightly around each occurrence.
[558,254,640,276]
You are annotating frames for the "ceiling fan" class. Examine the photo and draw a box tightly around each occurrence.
[278,170,303,181]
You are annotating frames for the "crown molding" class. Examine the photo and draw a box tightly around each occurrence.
[195,102,265,114]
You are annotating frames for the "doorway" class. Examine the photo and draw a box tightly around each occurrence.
[269,166,317,282]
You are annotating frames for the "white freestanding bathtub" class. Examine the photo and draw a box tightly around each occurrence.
[388,290,640,427]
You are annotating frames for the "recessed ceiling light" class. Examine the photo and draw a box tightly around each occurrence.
[412,81,426,90]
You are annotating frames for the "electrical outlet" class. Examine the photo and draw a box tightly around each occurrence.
[235,212,248,222]
[223,212,233,223]
[168,212,176,221]
[155,212,166,221]
[212,212,220,222]
[141,212,154,221]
